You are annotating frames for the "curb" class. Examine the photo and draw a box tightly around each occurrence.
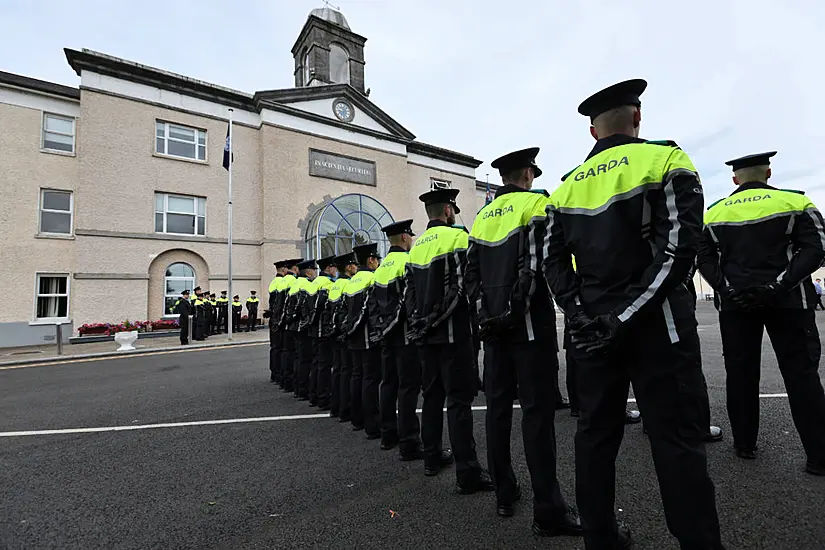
[0,338,269,368]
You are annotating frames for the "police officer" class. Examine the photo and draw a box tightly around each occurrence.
[327,252,357,420]
[405,187,491,492]
[246,291,260,332]
[287,261,313,399]
[309,256,338,410]
[465,148,580,533]
[296,259,319,403]
[216,291,229,333]
[174,289,193,345]
[277,259,302,393]
[697,151,825,474]
[265,261,288,384]
[541,79,722,549]
[192,287,207,341]
[344,243,382,439]
[368,220,424,457]
[231,294,243,334]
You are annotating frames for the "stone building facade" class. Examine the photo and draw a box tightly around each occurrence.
[0,8,484,346]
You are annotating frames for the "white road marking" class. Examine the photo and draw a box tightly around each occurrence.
[0,394,790,439]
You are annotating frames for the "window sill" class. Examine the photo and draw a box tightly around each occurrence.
[155,231,207,238]
[153,152,209,166]
[40,148,76,157]
[35,233,75,240]
[29,319,71,326]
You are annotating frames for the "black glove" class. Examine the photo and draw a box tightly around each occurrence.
[751,281,784,305]
[570,313,622,353]
[478,314,515,342]
[567,311,595,331]
[368,331,383,345]
[406,317,428,343]
[262,310,272,319]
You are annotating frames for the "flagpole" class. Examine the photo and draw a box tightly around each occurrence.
[227,108,234,341]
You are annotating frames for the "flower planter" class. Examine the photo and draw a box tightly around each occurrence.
[79,327,109,336]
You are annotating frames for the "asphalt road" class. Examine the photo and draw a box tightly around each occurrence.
[1,303,824,549]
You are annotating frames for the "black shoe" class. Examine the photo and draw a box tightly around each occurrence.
[424,449,454,476]
[319,404,331,412]
[352,424,364,431]
[456,469,495,494]
[381,440,398,451]
[703,425,724,443]
[365,432,381,440]
[615,521,632,548]
[298,396,309,402]
[497,485,522,517]
[400,448,424,462]
[570,408,580,417]
[338,416,351,423]
[805,461,825,476]
[735,446,757,459]
[555,399,571,410]
[624,410,641,424]
[531,506,583,537]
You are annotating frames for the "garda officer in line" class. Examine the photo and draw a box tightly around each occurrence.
[307,255,338,410]
[277,259,302,393]
[344,243,382,439]
[192,287,207,341]
[697,151,825,474]
[297,260,321,405]
[466,148,581,535]
[245,290,260,332]
[174,289,193,345]
[327,252,358,421]
[405,187,491,492]
[217,291,229,333]
[368,220,424,458]
[264,261,289,384]
[287,261,314,399]
[231,295,243,334]
[541,79,722,549]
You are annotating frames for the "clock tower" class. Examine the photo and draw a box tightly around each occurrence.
[291,7,367,94]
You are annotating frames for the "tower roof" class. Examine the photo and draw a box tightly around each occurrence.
[309,7,350,30]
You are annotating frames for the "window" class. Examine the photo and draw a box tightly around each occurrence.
[303,50,311,86]
[164,263,195,316]
[430,178,452,190]
[329,43,350,85]
[39,189,73,235]
[305,194,394,259]
[155,121,206,161]
[42,113,75,153]
[35,274,69,321]
[155,193,206,236]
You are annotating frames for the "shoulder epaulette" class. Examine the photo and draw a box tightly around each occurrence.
[780,188,806,195]
[706,197,725,210]
[560,166,579,182]
[645,139,679,148]
[529,188,549,197]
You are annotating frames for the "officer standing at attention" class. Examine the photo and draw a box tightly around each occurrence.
[466,148,581,535]
[265,261,288,384]
[246,290,260,332]
[344,243,382,439]
[405,187,491,492]
[277,259,302,393]
[368,220,424,457]
[217,291,229,333]
[327,252,358,421]
[174,289,193,345]
[231,295,243,334]
[296,260,320,403]
[309,256,338,410]
[697,151,825,474]
[192,287,206,341]
[541,79,723,549]
[287,261,313,399]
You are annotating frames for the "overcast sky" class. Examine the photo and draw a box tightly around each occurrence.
[3,0,824,206]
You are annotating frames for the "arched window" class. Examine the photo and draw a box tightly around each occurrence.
[303,49,311,86]
[329,43,350,85]
[305,194,394,260]
[164,262,195,316]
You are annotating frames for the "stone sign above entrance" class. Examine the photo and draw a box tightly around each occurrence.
[309,149,376,186]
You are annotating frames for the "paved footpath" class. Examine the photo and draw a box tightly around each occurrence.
[1,304,824,549]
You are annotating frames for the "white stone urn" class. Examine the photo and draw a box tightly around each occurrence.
[114,330,139,351]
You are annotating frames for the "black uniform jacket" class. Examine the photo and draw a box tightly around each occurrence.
[697,181,825,310]
[368,246,410,347]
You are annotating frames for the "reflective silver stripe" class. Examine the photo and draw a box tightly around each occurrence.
[557,180,659,217]
[662,297,679,344]
[468,225,522,247]
[618,257,673,322]
[663,172,682,254]
[528,218,540,272]
[707,226,719,244]
[525,309,534,341]
[447,317,454,343]
[786,214,796,235]
[705,211,794,228]
[407,251,455,270]
[806,208,825,251]
[776,244,794,284]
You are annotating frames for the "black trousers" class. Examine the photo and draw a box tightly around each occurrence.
[217,307,227,333]
[281,332,296,391]
[317,338,334,408]
[232,312,241,333]
[308,338,320,404]
[720,308,825,462]
[295,333,311,397]
[485,339,568,522]
[350,348,380,433]
[419,339,482,483]
[194,315,206,341]
[179,315,189,345]
[269,327,283,383]
[337,343,353,420]
[380,343,422,453]
[247,309,258,331]
[572,316,721,549]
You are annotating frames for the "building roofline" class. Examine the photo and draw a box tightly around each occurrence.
[290,14,368,56]
[409,141,482,169]
[0,70,79,100]
[475,180,501,191]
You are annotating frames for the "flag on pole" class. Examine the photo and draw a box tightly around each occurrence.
[485,179,494,205]
[222,123,233,170]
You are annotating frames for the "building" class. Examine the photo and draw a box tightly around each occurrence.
[0,8,485,346]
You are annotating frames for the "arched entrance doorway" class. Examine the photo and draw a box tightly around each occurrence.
[304,194,395,260]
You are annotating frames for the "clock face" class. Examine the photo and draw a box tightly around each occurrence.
[333,100,353,122]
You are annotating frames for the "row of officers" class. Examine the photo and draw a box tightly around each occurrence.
[266,78,825,550]
[172,289,261,344]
